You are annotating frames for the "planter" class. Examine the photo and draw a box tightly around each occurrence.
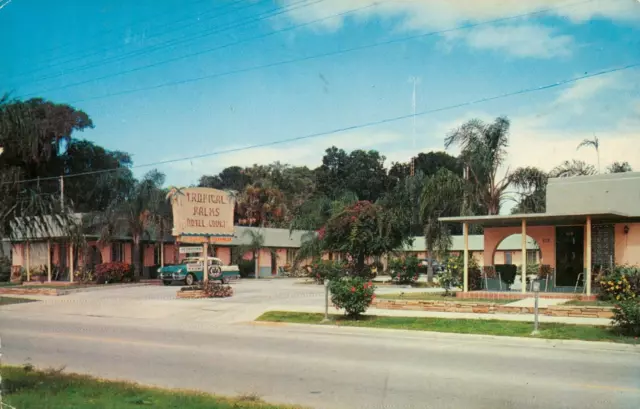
[176,290,208,299]
[30,275,46,284]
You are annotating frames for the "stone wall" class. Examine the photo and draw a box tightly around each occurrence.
[372,299,613,319]
[0,287,62,296]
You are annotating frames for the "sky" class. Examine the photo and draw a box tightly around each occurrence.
[1,0,640,189]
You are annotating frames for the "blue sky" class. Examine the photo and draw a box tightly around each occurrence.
[2,0,640,187]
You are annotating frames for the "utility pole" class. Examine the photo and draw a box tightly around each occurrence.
[59,175,64,207]
[409,76,420,177]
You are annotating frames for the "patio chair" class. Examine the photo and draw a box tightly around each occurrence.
[574,272,584,293]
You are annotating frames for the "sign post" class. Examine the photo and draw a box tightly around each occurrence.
[532,280,540,335]
[167,187,235,287]
[321,279,330,323]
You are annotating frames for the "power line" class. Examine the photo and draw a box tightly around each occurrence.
[58,0,599,104]
[8,0,246,81]
[29,0,378,93]
[20,0,320,90]
[7,61,639,185]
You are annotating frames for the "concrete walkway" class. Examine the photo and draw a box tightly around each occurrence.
[504,297,571,308]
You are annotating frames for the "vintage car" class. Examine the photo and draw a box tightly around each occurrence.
[158,257,240,286]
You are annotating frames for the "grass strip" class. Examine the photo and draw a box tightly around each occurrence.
[257,311,637,344]
[0,296,37,306]
[1,365,305,409]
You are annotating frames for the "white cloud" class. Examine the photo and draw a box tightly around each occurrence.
[277,0,640,58]
[448,23,573,58]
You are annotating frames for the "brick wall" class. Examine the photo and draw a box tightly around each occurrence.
[372,299,613,319]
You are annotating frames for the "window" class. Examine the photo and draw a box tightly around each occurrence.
[504,251,512,265]
[286,248,296,264]
[527,250,537,264]
[154,245,162,265]
[111,243,124,262]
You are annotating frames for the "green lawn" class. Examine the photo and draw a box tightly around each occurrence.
[0,282,20,287]
[257,311,637,344]
[1,365,305,409]
[0,296,37,306]
[563,299,615,307]
[376,292,513,304]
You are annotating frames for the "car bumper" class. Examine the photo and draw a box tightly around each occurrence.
[159,273,186,281]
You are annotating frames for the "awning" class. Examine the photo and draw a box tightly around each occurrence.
[439,211,632,228]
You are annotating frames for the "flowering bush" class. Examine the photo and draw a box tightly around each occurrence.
[74,268,95,283]
[612,300,640,337]
[309,259,346,284]
[599,265,639,302]
[329,276,376,317]
[95,262,132,284]
[388,256,420,285]
[181,282,234,297]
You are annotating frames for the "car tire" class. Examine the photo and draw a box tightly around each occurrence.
[185,273,196,286]
[162,280,172,286]
[222,277,230,284]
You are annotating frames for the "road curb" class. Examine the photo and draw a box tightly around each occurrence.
[253,321,639,353]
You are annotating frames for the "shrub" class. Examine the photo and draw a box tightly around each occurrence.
[495,264,518,289]
[388,256,420,285]
[611,300,640,337]
[599,265,640,302]
[309,259,346,284]
[237,259,255,278]
[0,256,11,282]
[329,276,375,317]
[74,268,95,283]
[180,282,234,297]
[369,260,384,275]
[202,281,234,297]
[94,262,131,284]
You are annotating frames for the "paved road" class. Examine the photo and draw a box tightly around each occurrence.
[1,280,639,409]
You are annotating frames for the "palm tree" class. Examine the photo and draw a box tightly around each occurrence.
[420,168,465,282]
[577,134,600,173]
[550,160,597,178]
[508,167,549,214]
[92,170,165,279]
[237,229,278,279]
[445,117,511,215]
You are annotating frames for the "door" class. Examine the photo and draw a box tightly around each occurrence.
[555,226,584,287]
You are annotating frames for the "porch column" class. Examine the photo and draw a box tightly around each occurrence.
[47,240,52,283]
[521,219,527,294]
[160,242,165,268]
[586,216,592,296]
[26,241,31,282]
[463,222,469,292]
[69,244,74,283]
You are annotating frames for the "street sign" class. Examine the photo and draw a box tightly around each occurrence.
[179,247,202,254]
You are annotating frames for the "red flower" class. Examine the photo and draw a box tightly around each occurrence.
[351,287,356,293]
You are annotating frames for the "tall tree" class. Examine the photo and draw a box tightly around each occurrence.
[550,160,597,178]
[92,170,166,279]
[315,147,389,202]
[198,166,250,192]
[236,183,287,227]
[577,135,600,173]
[607,161,633,173]
[445,117,511,215]
[0,96,92,240]
[508,167,549,214]
[420,168,465,282]
[59,140,135,212]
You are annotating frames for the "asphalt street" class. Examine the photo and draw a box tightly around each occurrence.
[1,280,639,409]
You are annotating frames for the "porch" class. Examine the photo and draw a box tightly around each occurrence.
[440,211,639,297]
